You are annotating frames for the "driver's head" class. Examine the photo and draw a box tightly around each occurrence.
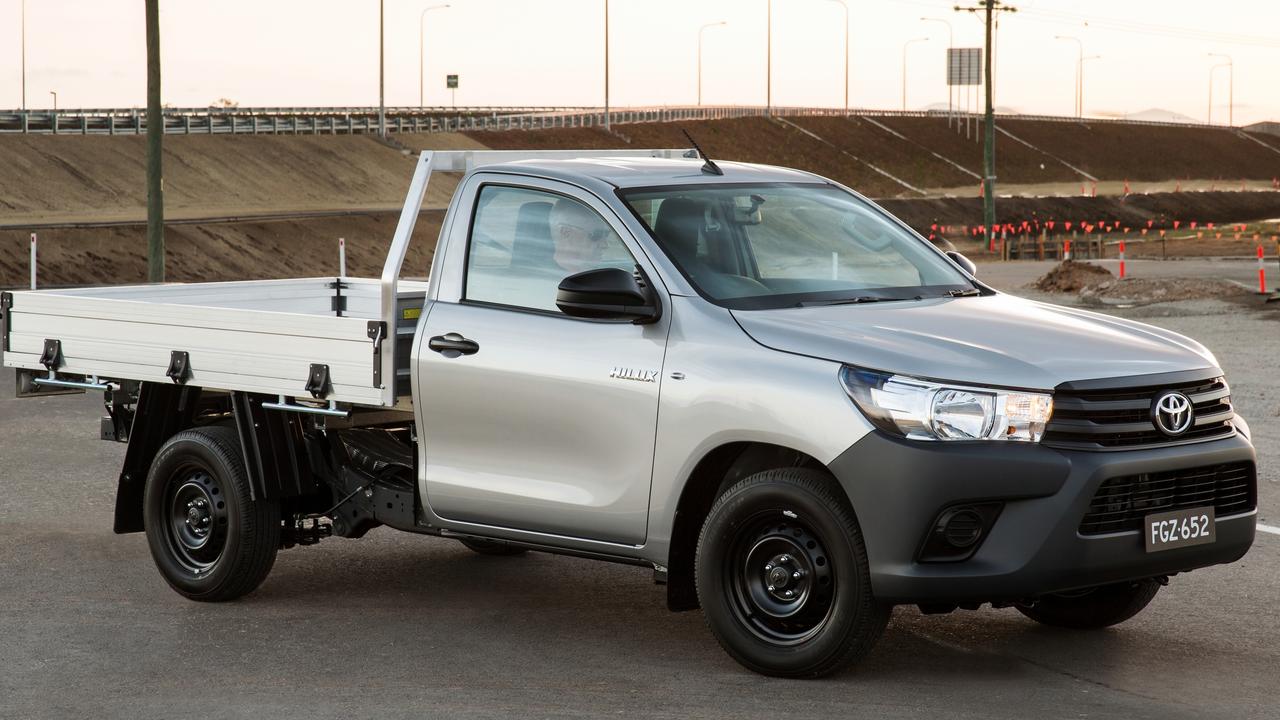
[549,199,610,274]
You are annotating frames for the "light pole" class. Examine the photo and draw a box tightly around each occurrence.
[766,0,772,115]
[20,0,26,110]
[1079,55,1100,118]
[604,0,610,130]
[1208,52,1234,126]
[419,4,450,108]
[901,37,928,112]
[1054,35,1082,117]
[829,0,849,113]
[378,0,385,136]
[921,18,952,119]
[48,90,56,110]
[697,21,727,106]
[1208,62,1230,125]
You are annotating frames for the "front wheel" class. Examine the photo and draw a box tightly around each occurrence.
[695,468,889,677]
[1017,579,1162,630]
[143,426,281,601]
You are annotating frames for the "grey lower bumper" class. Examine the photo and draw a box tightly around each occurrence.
[828,431,1257,604]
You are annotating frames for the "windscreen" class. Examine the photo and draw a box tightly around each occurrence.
[621,183,975,310]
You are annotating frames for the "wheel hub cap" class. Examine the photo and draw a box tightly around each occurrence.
[726,511,837,645]
[166,470,229,573]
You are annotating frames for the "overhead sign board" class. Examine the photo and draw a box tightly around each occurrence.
[947,48,982,87]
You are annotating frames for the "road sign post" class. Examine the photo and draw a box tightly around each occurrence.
[446,74,459,107]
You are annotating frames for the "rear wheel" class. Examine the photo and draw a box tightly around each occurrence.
[695,468,889,677]
[143,426,281,601]
[1017,579,1162,630]
[459,538,528,556]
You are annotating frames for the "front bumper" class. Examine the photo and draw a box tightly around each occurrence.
[828,430,1257,604]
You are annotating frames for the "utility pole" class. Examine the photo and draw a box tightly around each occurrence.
[604,0,610,131]
[378,0,385,136]
[830,0,849,113]
[766,0,772,115]
[145,0,164,282]
[20,0,25,110]
[698,21,727,106]
[957,0,1015,251]
[1208,53,1234,127]
[419,4,450,107]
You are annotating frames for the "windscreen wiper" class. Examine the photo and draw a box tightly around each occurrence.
[946,288,981,298]
[798,296,907,307]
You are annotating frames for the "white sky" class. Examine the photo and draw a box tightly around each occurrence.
[3,0,1278,124]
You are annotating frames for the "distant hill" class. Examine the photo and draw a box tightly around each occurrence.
[1095,108,1202,124]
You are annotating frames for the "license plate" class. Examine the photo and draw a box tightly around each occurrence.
[1145,506,1216,553]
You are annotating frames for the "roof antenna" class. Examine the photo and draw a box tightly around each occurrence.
[681,128,724,176]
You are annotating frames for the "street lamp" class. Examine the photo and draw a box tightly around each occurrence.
[1079,55,1100,118]
[1208,62,1230,126]
[766,0,772,115]
[1208,52,1234,126]
[419,4,450,108]
[378,0,385,136]
[829,0,849,113]
[49,90,56,110]
[20,0,26,110]
[901,37,929,112]
[697,21,727,106]
[1054,35,1083,117]
[604,0,610,130]
[921,18,952,119]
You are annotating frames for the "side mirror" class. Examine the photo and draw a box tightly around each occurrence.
[556,267,660,323]
[946,251,977,277]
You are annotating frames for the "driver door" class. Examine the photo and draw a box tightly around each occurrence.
[416,181,669,546]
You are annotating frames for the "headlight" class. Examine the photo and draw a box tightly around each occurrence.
[840,367,1053,442]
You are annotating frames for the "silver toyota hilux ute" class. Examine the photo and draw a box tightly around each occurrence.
[2,151,1256,678]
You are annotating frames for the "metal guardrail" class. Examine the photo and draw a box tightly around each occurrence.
[0,105,1225,136]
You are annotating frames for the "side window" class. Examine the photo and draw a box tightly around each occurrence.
[465,185,636,313]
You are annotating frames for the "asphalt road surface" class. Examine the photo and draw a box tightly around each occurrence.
[3,286,1278,719]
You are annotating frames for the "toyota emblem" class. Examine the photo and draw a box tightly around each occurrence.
[1151,391,1194,436]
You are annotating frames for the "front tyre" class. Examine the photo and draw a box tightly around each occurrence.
[695,468,889,677]
[143,426,281,602]
[1017,579,1162,630]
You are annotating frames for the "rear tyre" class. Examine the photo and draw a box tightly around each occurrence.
[143,426,281,602]
[459,538,528,557]
[695,468,889,678]
[1017,579,1162,630]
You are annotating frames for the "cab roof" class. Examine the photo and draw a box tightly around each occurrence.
[477,156,825,190]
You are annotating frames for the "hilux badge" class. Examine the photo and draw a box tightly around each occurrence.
[610,367,659,383]
[1151,391,1194,437]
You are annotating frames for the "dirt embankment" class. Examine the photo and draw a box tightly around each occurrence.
[0,212,442,287]
[880,191,1280,237]
[464,115,1280,194]
[1032,260,1253,305]
[0,133,488,224]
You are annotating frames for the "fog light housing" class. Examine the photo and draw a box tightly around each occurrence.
[918,503,1004,563]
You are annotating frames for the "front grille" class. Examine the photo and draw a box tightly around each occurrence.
[1079,461,1256,535]
[1043,376,1235,450]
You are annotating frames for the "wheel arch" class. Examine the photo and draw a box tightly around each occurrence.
[665,441,827,611]
[115,385,318,534]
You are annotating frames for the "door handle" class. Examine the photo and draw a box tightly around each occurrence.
[428,333,479,357]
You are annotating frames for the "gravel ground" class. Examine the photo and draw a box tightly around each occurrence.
[2,260,1277,719]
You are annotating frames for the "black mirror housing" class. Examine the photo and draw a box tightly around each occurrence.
[556,267,660,323]
[946,251,978,277]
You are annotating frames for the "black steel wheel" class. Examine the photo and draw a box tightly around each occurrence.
[143,426,280,601]
[696,468,889,677]
[1018,579,1162,630]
